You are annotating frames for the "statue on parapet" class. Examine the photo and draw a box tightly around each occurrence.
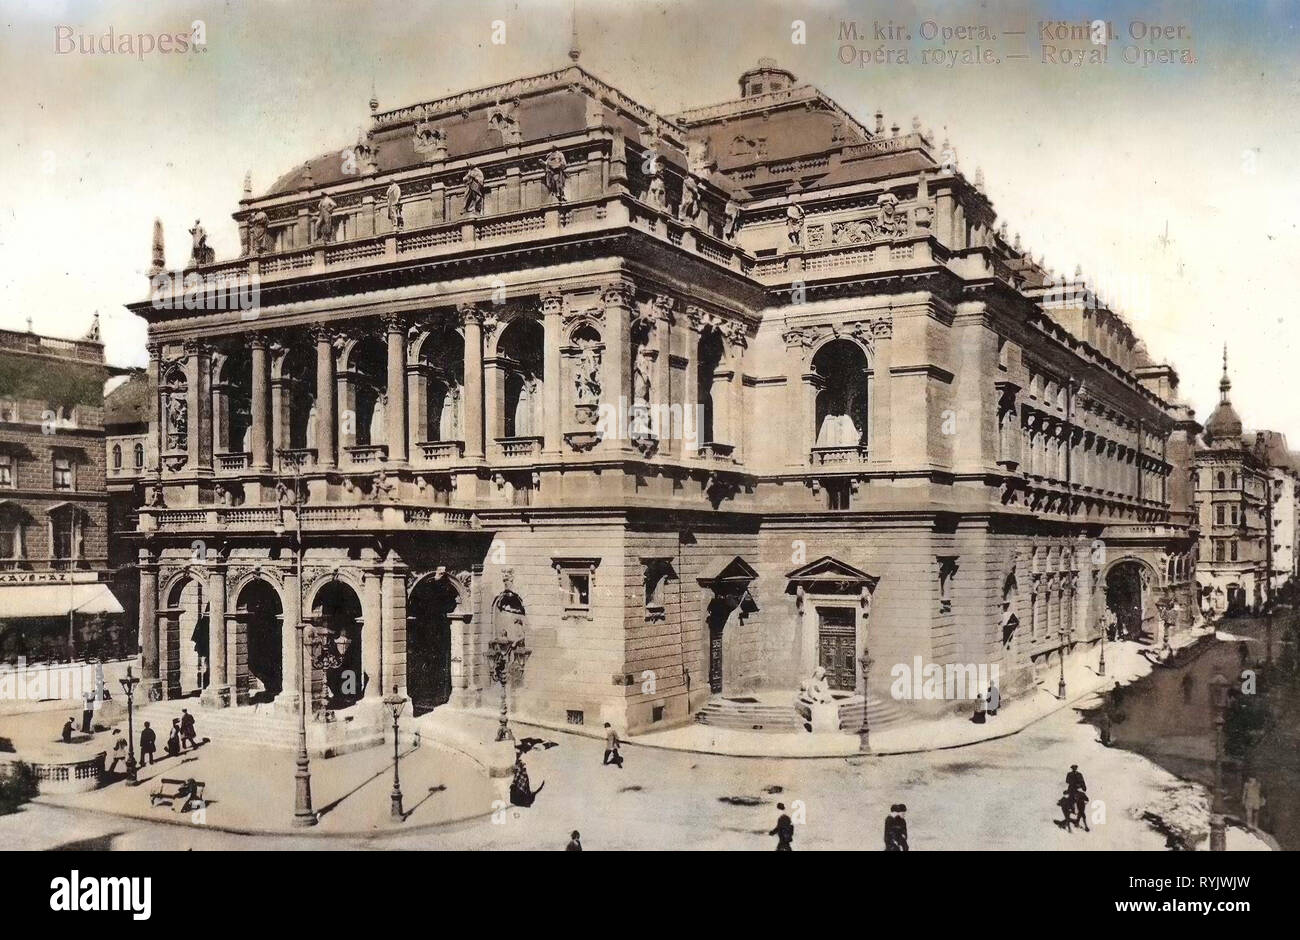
[385,181,403,231]
[544,146,568,202]
[247,210,270,256]
[316,193,338,244]
[189,219,214,266]
[463,165,485,214]
[785,203,805,247]
[678,174,700,223]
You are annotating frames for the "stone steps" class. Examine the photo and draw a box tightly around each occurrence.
[131,700,385,755]
[694,694,909,734]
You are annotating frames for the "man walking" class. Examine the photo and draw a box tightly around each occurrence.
[81,690,95,733]
[179,709,198,750]
[602,722,623,769]
[1243,777,1264,829]
[61,716,75,743]
[107,729,128,774]
[1066,764,1086,795]
[985,682,1000,717]
[566,830,582,852]
[770,803,794,851]
[139,721,157,767]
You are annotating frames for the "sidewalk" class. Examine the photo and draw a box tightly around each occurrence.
[477,629,1215,759]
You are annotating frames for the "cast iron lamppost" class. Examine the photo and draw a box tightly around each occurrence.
[1097,609,1107,677]
[277,449,318,828]
[1210,672,1230,851]
[487,635,531,742]
[1057,623,1071,699]
[383,685,407,820]
[857,650,873,753]
[118,665,140,784]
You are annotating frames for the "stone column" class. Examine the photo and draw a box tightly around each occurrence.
[313,327,336,467]
[601,279,634,454]
[362,566,383,699]
[184,341,213,472]
[381,556,407,695]
[250,336,272,469]
[541,292,564,455]
[683,332,700,457]
[202,561,228,706]
[384,314,408,464]
[281,566,302,709]
[459,305,485,459]
[139,550,159,693]
[145,343,162,474]
[869,326,893,466]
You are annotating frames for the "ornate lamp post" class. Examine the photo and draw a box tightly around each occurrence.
[383,685,407,821]
[487,636,530,742]
[1209,673,1230,851]
[1057,624,1071,699]
[118,666,140,784]
[857,651,873,753]
[1097,609,1107,677]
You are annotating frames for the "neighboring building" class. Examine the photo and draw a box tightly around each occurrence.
[105,368,150,636]
[0,319,125,663]
[1195,353,1270,616]
[123,59,1199,731]
[1247,428,1300,597]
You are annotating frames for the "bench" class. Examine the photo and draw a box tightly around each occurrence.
[149,777,206,812]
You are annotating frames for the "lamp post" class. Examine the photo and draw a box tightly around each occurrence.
[383,685,407,821]
[1097,609,1107,677]
[118,666,140,784]
[857,651,873,753]
[277,449,317,828]
[1057,625,1070,699]
[487,636,530,742]
[1209,673,1230,851]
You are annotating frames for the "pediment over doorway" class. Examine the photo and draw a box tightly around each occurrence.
[784,556,879,595]
[697,555,759,588]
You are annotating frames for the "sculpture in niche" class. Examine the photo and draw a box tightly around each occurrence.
[877,193,905,238]
[574,337,602,406]
[514,376,540,436]
[247,210,270,256]
[316,194,338,244]
[463,165,485,214]
[385,181,403,230]
[722,197,740,241]
[543,147,568,202]
[645,167,668,210]
[678,174,700,223]
[488,99,522,145]
[166,394,188,452]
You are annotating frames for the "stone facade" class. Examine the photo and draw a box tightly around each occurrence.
[123,61,1199,730]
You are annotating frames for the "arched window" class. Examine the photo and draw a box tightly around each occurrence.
[497,319,544,439]
[1217,471,1226,489]
[133,442,144,469]
[811,339,869,450]
[112,444,122,470]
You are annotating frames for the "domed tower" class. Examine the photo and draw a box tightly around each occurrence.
[1203,345,1243,444]
[738,58,797,98]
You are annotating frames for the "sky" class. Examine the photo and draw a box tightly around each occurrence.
[1,0,1298,437]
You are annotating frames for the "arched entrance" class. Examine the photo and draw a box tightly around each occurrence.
[312,581,364,707]
[237,579,283,704]
[407,575,461,715]
[811,339,869,448]
[164,575,207,697]
[1104,559,1155,641]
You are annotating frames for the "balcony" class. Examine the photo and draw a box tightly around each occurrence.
[811,445,870,466]
[696,442,736,463]
[344,445,387,467]
[497,436,543,459]
[418,440,465,463]
[217,452,251,472]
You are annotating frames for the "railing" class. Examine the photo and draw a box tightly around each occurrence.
[217,452,250,471]
[402,507,474,529]
[419,440,465,462]
[811,445,870,465]
[696,442,736,462]
[497,436,543,458]
[344,444,388,465]
[277,447,317,470]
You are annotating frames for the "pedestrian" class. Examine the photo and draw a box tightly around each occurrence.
[1243,777,1264,829]
[602,722,623,769]
[61,716,74,743]
[139,721,157,766]
[770,802,794,851]
[1066,764,1087,795]
[1181,672,1194,704]
[1072,787,1091,831]
[884,803,909,851]
[986,682,1000,717]
[81,690,95,733]
[972,692,986,724]
[107,729,128,774]
[179,709,198,750]
[166,718,182,757]
[566,830,582,852]
[1057,789,1076,831]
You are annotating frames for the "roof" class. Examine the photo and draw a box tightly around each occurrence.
[104,371,149,429]
[1204,400,1243,442]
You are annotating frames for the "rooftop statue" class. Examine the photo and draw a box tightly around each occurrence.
[247,210,270,256]
[463,165,485,214]
[188,219,214,266]
[678,174,700,224]
[316,194,338,244]
[543,147,567,202]
[385,181,403,231]
[722,198,740,241]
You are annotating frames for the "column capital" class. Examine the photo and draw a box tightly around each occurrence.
[248,332,270,350]
[146,341,164,362]
[538,290,565,317]
[381,311,408,333]
[310,324,335,345]
[600,277,636,309]
[182,339,211,357]
[651,293,677,322]
[457,302,484,326]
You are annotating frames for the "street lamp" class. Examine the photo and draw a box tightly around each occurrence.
[278,449,318,828]
[118,666,140,784]
[1058,625,1070,699]
[1209,672,1230,851]
[487,636,530,742]
[383,685,407,821]
[1097,610,1107,677]
[857,651,873,753]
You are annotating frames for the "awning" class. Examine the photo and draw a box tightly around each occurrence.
[0,582,124,619]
